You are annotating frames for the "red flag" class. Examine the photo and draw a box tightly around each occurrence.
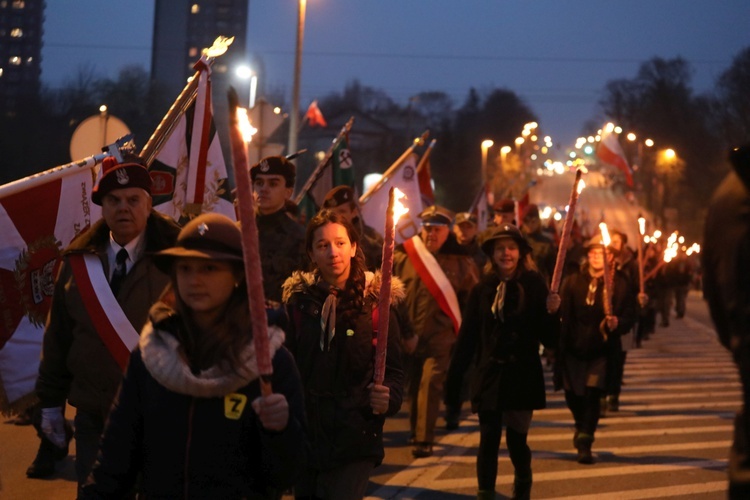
[305,100,327,127]
[597,124,633,187]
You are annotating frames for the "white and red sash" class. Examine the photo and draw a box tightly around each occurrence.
[68,254,140,371]
[402,235,462,334]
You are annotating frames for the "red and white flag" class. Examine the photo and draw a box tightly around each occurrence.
[469,184,491,232]
[360,152,423,243]
[417,140,436,207]
[304,100,327,128]
[149,58,236,224]
[597,124,633,187]
[0,166,100,414]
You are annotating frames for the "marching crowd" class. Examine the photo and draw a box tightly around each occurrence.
[12,151,707,500]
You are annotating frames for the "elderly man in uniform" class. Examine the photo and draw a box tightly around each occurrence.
[323,184,384,270]
[394,205,479,458]
[28,157,180,492]
[251,155,307,304]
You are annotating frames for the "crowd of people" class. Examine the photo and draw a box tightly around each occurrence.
[12,150,711,500]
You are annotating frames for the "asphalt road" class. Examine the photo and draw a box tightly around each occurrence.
[0,292,736,499]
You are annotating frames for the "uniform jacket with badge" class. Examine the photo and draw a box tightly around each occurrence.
[558,264,635,362]
[393,233,480,356]
[445,269,558,413]
[81,304,307,499]
[35,210,180,417]
[258,208,307,303]
[281,270,404,470]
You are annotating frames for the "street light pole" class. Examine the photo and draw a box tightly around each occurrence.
[288,0,306,157]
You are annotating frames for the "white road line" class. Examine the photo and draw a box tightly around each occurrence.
[543,480,727,500]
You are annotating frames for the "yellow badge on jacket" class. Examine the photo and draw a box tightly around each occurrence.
[224,393,248,420]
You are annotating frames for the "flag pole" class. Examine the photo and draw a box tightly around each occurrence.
[292,117,354,205]
[359,130,429,205]
[0,135,134,199]
[416,139,436,174]
[139,36,234,166]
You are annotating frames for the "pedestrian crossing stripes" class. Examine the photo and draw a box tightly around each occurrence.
[367,296,737,499]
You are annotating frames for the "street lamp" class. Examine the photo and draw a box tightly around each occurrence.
[288,0,307,158]
[235,65,257,108]
[481,139,494,186]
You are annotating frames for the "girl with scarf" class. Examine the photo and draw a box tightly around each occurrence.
[81,213,307,499]
[445,224,558,500]
[552,236,635,464]
[282,209,404,500]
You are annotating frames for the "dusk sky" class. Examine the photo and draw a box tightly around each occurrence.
[42,1,749,148]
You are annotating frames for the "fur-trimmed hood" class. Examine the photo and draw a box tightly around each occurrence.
[281,270,405,305]
[138,312,285,398]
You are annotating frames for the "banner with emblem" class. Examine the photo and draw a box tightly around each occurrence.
[294,117,355,220]
[0,166,100,414]
[360,146,424,243]
[149,57,235,224]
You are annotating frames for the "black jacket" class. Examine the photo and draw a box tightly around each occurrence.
[82,308,307,499]
[445,269,558,412]
[282,270,404,470]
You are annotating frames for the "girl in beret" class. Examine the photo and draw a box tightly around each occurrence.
[82,213,307,499]
[445,224,558,500]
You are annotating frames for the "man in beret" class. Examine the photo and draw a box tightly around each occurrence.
[453,211,487,270]
[28,156,180,491]
[393,205,479,458]
[493,198,517,226]
[520,204,557,284]
[323,185,384,270]
[250,155,307,304]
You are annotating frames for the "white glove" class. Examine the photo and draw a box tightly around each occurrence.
[41,407,67,448]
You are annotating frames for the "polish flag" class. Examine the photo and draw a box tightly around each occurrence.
[597,124,633,187]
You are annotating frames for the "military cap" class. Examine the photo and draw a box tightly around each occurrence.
[492,198,515,214]
[92,156,152,206]
[455,212,477,226]
[419,205,455,226]
[250,155,296,187]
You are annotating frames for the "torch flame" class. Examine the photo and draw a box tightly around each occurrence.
[638,217,646,235]
[393,188,409,222]
[577,179,586,194]
[236,107,257,143]
[599,222,611,246]
[204,36,234,58]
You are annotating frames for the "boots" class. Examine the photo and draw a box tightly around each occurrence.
[476,490,496,500]
[607,395,620,412]
[575,432,594,464]
[26,420,73,478]
[512,472,532,499]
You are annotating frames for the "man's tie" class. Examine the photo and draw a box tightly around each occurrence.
[110,248,129,295]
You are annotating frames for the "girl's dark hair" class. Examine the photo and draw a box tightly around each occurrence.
[171,261,250,373]
[305,209,367,326]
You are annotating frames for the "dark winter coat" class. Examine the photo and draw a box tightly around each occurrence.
[35,210,180,417]
[281,271,404,470]
[559,266,635,362]
[82,306,307,499]
[258,208,307,303]
[445,269,558,413]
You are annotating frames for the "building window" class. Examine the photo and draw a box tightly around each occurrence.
[0,68,4,78]
[12,0,25,8]
[26,56,33,63]
[10,28,23,37]
[9,56,21,65]
[191,4,199,14]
